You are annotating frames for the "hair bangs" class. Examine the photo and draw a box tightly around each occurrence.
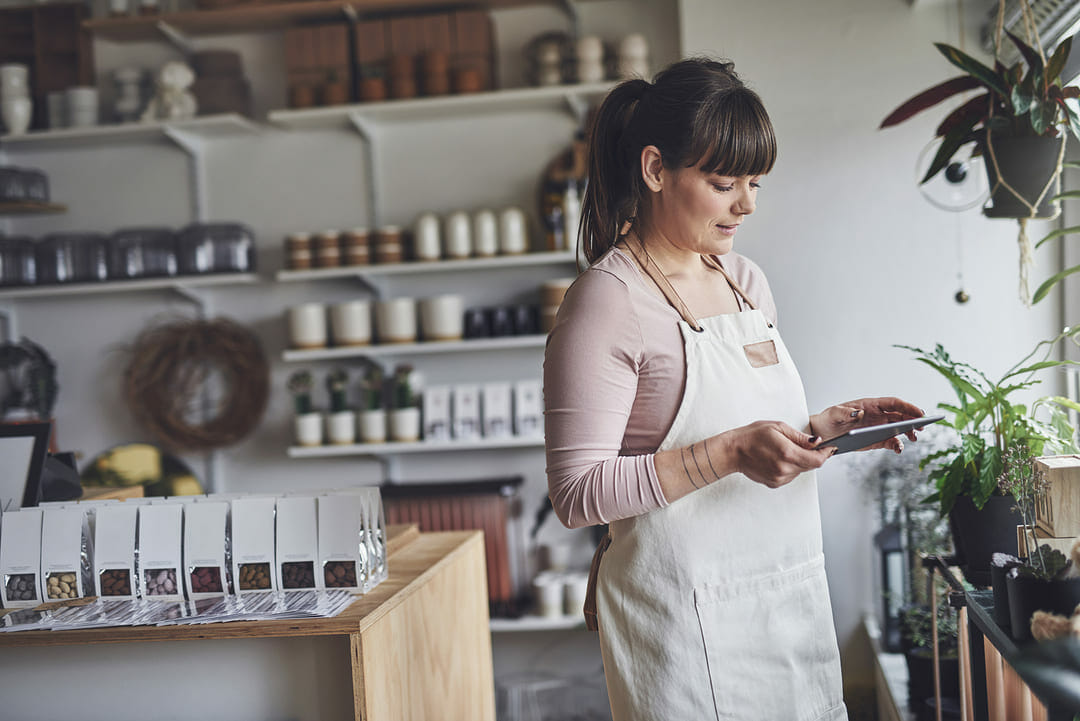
[688,88,777,178]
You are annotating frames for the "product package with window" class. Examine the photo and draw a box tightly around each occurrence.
[40,506,93,601]
[0,508,43,609]
[136,504,184,601]
[275,496,322,591]
[183,501,230,600]
[231,496,278,594]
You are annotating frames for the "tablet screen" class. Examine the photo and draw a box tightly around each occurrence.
[817,414,945,455]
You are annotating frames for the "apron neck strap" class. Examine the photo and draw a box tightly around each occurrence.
[623,237,756,330]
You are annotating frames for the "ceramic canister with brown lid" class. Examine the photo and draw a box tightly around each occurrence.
[342,227,370,266]
[316,230,342,267]
[374,226,404,264]
[286,232,313,270]
[422,51,450,96]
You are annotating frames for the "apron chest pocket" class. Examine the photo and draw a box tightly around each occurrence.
[743,339,779,368]
[693,560,845,721]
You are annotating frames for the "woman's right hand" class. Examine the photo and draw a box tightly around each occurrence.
[729,420,835,489]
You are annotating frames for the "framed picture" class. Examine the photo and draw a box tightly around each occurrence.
[0,422,50,511]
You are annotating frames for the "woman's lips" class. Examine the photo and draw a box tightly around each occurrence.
[717,224,739,236]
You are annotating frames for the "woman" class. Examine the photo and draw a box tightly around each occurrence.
[543,57,923,720]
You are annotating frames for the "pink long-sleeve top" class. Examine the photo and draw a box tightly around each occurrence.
[543,246,778,529]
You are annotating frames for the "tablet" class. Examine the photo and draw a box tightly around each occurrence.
[816,414,945,455]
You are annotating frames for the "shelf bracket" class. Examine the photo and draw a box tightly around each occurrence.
[376,454,401,484]
[0,304,16,342]
[347,113,381,231]
[556,0,582,38]
[162,125,209,224]
[562,91,589,127]
[154,20,195,56]
[169,282,212,318]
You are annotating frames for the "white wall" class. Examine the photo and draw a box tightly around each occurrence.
[679,0,1067,697]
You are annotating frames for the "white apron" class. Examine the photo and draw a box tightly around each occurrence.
[590,251,847,721]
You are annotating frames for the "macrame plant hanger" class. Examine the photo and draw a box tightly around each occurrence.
[986,0,1068,306]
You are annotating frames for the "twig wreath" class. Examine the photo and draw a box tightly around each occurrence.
[123,317,269,451]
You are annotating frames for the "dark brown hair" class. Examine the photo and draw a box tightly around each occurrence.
[580,57,777,264]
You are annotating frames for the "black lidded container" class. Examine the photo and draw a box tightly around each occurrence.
[108,227,178,280]
[176,222,256,275]
[0,236,37,286]
[36,232,109,284]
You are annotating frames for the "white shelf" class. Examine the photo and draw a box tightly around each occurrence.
[0,273,259,299]
[489,615,585,633]
[287,436,544,458]
[268,82,616,130]
[283,334,547,362]
[0,114,260,151]
[276,250,578,282]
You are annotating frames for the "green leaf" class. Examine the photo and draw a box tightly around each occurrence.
[1051,190,1080,202]
[913,357,987,404]
[1059,96,1080,140]
[1033,263,1080,303]
[939,458,966,515]
[975,447,1004,508]
[1012,82,1036,116]
[1007,31,1047,81]
[1046,395,1080,414]
[1035,224,1080,249]
[920,122,979,184]
[1004,359,1079,378]
[1046,36,1072,83]
[1031,99,1057,135]
[935,43,1010,98]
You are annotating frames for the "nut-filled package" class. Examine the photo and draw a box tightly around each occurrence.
[93,504,138,599]
[40,506,93,601]
[183,501,230,599]
[136,504,184,601]
[230,496,277,594]
[0,508,43,608]
[275,496,323,591]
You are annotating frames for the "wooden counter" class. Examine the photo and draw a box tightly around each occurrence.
[0,525,495,721]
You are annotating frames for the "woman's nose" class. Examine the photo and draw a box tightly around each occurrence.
[734,186,756,215]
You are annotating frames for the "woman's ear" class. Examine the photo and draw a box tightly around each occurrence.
[640,145,664,192]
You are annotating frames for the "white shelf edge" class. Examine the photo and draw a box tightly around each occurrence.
[0,114,260,150]
[282,335,547,362]
[489,615,585,633]
[287,436,545,458]
[268,82,617,130]
[0,273,259,299]
[275,251,578,282]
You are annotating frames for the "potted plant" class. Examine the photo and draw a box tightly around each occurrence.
[324,368,355,445]
[388,364,421,442]
[357,365,386,444]
[898,325,1080,586]
[287,369,321,447]
[899,596,961,716]
[0,337,59,450]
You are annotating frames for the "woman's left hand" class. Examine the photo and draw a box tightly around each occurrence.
[809,396,925,454]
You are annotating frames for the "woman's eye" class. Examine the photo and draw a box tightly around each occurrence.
[750,182,762,189]
[712,184,733,192]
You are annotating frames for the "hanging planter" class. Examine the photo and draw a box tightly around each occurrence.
[879,0,1080,305]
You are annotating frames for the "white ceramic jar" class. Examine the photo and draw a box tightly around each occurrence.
[419,294,464,341]
[329,300,372,346]
[287,303,328,349]
[358,409,387,443]
[389,407,421,442]
[498,207,529,254]
[472,209,498,257]
[375,297,418,343]
[413,212,442,261]
[444,211,472,259]
[326,410,357,445]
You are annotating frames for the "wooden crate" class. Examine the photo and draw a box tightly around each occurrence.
[1035,454,1080,537]
[1017,525,1077,558]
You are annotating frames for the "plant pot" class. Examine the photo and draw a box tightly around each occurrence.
[948,494,1022,587]
[293,412,323,447]
[325,410,356,445]
[982,135,1062,219]
[903,647,960,713]
[358,409,387,444]
[1005,572,1080,642]
[389,407,421,442]
[990,561,1015,629]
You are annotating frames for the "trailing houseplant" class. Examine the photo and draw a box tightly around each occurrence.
[880,1,1080,304]
[898,325,1080,585]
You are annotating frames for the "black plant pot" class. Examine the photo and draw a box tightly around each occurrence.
[949,494,1022,588]
[904,647,960,712]
[1005,573,1080,642]
[990,561,1015,629]
[982,135,1062,219]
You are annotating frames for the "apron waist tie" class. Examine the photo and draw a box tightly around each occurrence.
[583,532,612,632]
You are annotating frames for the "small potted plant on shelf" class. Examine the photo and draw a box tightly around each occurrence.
[388,363,421,443]
[898,325,1080,587]
[879,0,1080,304]
[288,369,322,447]
[898,596,961,716]
[997,444,1080,642]
[357,364,386,444]
[324,368,355,445]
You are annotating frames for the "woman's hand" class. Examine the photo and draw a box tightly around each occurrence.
[810,396,925,454]
[729,420,836,489]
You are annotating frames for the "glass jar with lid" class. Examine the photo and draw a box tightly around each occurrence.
[0,236,37,286]
[177,222,256,275]
[37,232,109,284]
[108,227,177,280]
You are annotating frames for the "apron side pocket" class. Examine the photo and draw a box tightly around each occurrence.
[693,561,844,721]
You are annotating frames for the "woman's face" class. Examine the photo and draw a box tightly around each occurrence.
[647,164,761,256]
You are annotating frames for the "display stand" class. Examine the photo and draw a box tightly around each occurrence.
[0,525,495,721]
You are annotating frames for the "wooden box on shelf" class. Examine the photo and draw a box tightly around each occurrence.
[1035,454,1080,537]
[0,2,93,131]
[285,23,352,108]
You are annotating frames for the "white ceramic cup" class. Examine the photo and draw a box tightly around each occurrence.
[498,207,529,254]
[358,409,387,443]
[66,86,99,128]
[472,209,498,257]
[563,572,589,617]
[1,97,32,136]
[329,300,372,346]
[413,212,442,261]
[444,210,472,259]
[534,574,565,618]
[375,297,417,343]
[389,407,421,442]
[287,303,328,349]
[46,91,66,129]
[419,294,464,341]
[326,410,357,445]
[0,64,29,95]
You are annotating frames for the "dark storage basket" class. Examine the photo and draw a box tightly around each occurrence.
[36,232,109,284]
[108,227,178,280]
[0,236,37,286]
[0,167,28,202]
[176,222,256,275]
